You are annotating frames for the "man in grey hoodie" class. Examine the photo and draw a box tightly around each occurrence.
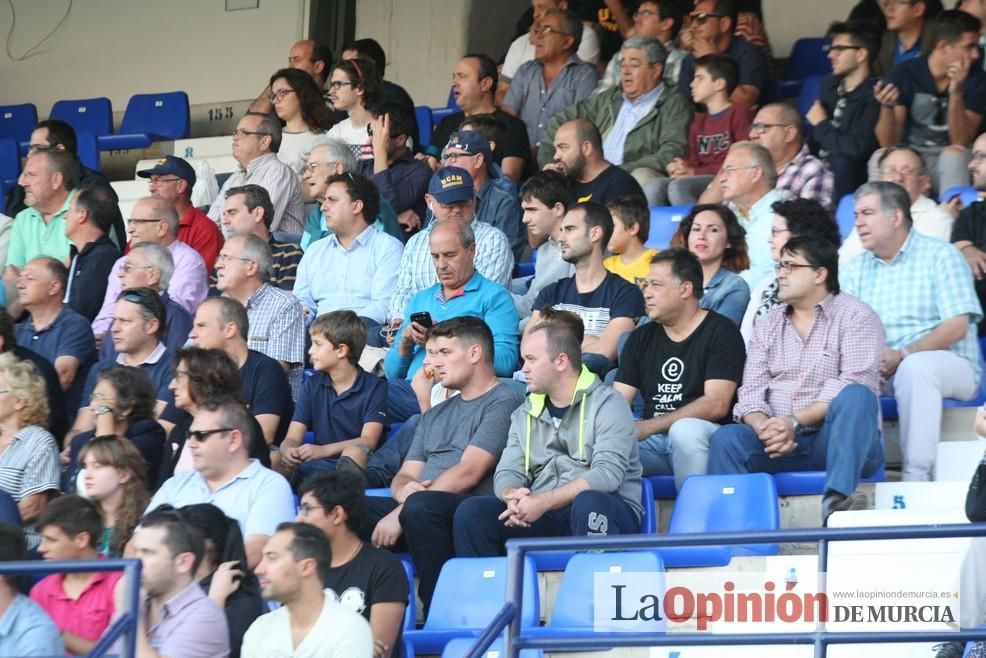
[452,314,643,556]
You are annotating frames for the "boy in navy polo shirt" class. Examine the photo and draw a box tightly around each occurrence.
[279,310,388,483]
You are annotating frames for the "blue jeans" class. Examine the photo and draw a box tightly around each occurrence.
[639,418,720,489]
[387,378,420,423]
[707,384,884,497]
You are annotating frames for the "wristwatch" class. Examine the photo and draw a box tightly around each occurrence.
[788,415,802,434]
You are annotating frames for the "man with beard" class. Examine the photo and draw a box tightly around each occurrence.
[546,119,646,205]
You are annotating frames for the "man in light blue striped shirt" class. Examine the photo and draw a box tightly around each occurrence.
[842,181,983,481]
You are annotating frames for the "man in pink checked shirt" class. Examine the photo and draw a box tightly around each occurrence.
[707,236,886,526]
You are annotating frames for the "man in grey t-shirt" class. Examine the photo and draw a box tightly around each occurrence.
[364,316,523,617]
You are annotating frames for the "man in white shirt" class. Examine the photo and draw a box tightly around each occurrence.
[243,523,372,658]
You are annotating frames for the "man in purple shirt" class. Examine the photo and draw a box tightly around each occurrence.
[707,237,886,525]
[92,196,208,335]
[129,506,229,658]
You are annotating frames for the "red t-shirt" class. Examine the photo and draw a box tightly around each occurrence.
[30,569,124,642]
[178,205,224,270]
[685,103,755,174]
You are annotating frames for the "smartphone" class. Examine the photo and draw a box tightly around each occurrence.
[410,311,433,329]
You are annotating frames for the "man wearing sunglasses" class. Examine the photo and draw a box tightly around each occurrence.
[676,0,770,108]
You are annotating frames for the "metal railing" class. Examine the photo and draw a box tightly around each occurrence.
[0,558,142,658]
[462,523,986,658]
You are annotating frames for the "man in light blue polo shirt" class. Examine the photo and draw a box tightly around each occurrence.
[384,219,520,422]
[147,398,295,569]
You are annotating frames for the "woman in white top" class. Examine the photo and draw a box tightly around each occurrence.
[327,57,382,161]
[269,68,336,176]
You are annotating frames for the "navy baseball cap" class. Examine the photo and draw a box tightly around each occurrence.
[428,166,474,204]
[446,130,493,162]
[137,155,196,186]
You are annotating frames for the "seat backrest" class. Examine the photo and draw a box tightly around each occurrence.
[401,558,416,631]
[0,137,20,182]
[415,106,434,149]
[548,551,666,630]
[646,205,691,250]
[834,193,855,240]
[941,185,980,207]
[50,97,114,137]
[640,477,656,533]
[796,74,825,119]
[668,473,779,534]
[0,103,38,142]
[441,637,543,658]
[119,92,190,140]
[75,131,101,171]
[424,556,539,630]
[786,38,832,80]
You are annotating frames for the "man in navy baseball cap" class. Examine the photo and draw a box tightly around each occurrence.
[427,165,475,207]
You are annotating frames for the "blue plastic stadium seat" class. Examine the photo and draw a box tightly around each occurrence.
[773,464,885,496]
[75,131,101,171]
[441,638,542,658]
[415,106,434,149]
[0,138,19,191]
[365,487,391,497]
[775,38,831,98]
[50,97,113,139]
[401,558,416,632]
[404,556,540,655]
[0,103,38,145]
[657,473,780,567]
[516,249,537,278]
[796,74,826,136]
[941,185,980,207]
[646,205,691,250]
[528,551,666,639]
[98,91,190,151]
[834,193,855,240]
[645,474,678,500]
[529,478,657,570]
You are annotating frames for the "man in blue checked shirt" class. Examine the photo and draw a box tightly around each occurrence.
[842,180,984,482]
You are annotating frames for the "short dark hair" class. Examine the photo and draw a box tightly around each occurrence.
[309,310,367,367]
[374,102,416,142]
[607,196,651,245]
[311,43,335,79]
[117,287,167,341]
[520,170,575,210]
[37,148,77,190]
[571,202,614,252]
[342,38,387,76]
[36,119,78,155]
[0,523,27,589]
[535,307,585,343]
[180,504,253,588]
[333,57,383,111]
[325,172,381,226]
[694,53,740,94]
[95,365,158,422]
[74,185,122,235]
[173,347,244,406]
[930,9,981,51]
[30,256,69,291]
[770,198,842,247]
[197,398,255,453]
[826,20,881,64]
[244,111,283,153]
[141,506,206,574]
[458,114,505,153]
[781,236,841,294]
[651,0,687,40]
[226,184,275,230]
[204,296,249,342]
[298,471,367,535]
[427,316,495,366]
[649,247,705,300]
[276,521,333,586]
[36,495,103,549]
[544,7,583,51]
[0,306,15,351]
[713,0,739,29]
[529,318,582,370]
[462,53,500,92]
[672,203,750,273]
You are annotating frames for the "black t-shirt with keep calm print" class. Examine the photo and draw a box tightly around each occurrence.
[615,311,746,423]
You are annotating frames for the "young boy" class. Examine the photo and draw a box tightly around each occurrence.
[30,495,122,656]
[513,170,577,318]
[657,54,754,206]
[280,310,388,482]
[604,196,658,288]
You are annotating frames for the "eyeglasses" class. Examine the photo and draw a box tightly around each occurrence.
[691,12,722,24]
[127,217,163,225]
[777,261,818,274]
[972,151,986,163]
[823,44,862,54]
[91,392,115,403]
[121,262,155,273]
[148,176,181,185]
[770,227,791,237]
[268,89,296,103]
[328,80,354,90]
[879,166,922,178]
[186,427,235,442]
[216,253,255,264]
[534,24,571,37]
[366,125,403,139]
[633,9,659,19]
[720,164,760,175]
[173,369,190,382]
[749,122,791,135]
[444,152,478,163]
[879,0,916,8]
[233,128,270,139]
[297,503,324,516]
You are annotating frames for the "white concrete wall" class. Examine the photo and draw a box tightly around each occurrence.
[763,0,859,58]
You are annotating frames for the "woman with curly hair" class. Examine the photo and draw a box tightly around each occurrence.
[77,435,149,556]
[671,203,751,326]
[166,347,268,475]
[327,57,383,160]
[0,352,58,546]
[739,197,842,343]
[268,67,336,175]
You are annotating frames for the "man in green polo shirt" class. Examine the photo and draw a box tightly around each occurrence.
[3,149,76,310]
